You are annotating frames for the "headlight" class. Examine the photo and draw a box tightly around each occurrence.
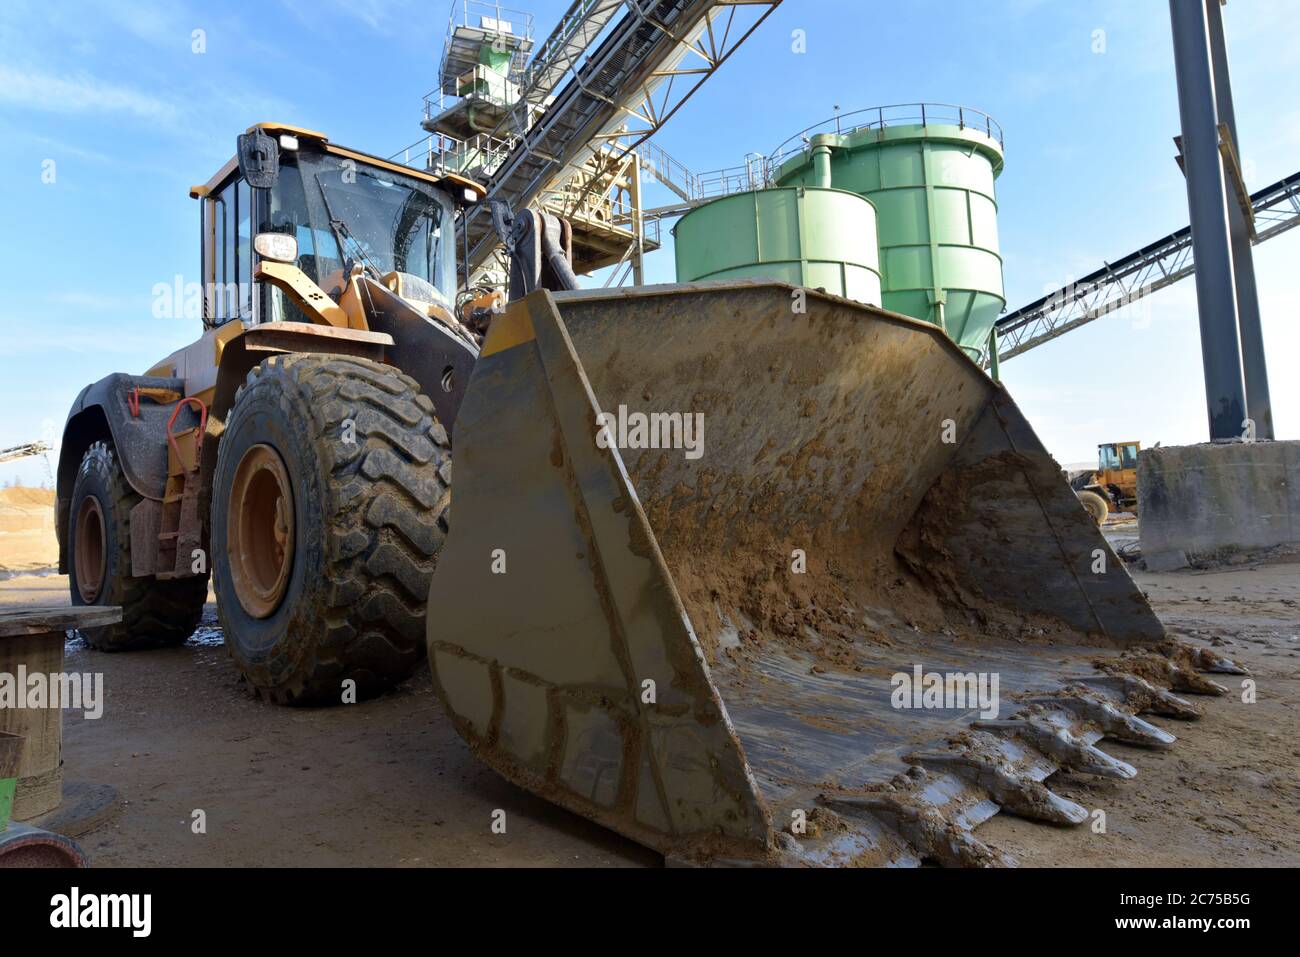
[254,232,298,263]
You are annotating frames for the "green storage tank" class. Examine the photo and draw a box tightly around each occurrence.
[673,186,882,306]
[772,111,1005,359]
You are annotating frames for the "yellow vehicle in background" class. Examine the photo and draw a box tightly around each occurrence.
[1073,440,1141,524]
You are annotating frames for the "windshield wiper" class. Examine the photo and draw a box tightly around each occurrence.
[315,175,383,278]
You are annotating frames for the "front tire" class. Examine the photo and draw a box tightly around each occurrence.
[1077,489,1109,526]
[211,354,450,705]
[68,441,208,649]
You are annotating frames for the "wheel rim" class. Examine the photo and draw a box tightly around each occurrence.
[227,444,295,619]
[74,495,106,603]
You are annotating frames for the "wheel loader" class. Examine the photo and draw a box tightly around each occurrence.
[57,123,1242,867]
[1072,441,1142,524]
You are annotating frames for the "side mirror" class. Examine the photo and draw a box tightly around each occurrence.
[237,130,279,189]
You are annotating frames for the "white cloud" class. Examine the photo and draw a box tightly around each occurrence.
[279,0,421,35]
[46,291,152,311]
[94,0,190,50]
[1,127,116,164]
[0,65,177,122]
[0,330,173,358]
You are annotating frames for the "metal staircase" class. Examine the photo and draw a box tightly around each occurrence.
[395,0,782,286]
[515,0,625,116]
[461,0,781,278]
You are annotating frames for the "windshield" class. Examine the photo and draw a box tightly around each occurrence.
[266,149,453,309]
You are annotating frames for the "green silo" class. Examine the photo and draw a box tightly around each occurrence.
[672,186,882,306]
[772,109,1006,359]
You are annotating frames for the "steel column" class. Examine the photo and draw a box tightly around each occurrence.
[631,153,645,285]
[1205,0,1273,439]
[1169,0,1247,441]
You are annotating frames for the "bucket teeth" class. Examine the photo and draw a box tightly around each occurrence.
[1188,648,1249,675]
[1022,692,1177,748]
[1161,663,1229,696]
[1159,639,1249,675]
[1072,674,1201,719]
[837,794,1014,868]
[813,649,1217,866]
[905,750,1089,825]
[1100,656,1229,696]
[972,717,1138,779]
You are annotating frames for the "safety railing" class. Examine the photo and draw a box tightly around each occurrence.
[427,1,535,125]
[637,139,700,203]
[443,0,535,48]
[424,66,521,123]
[695,154,770,199]
[391,131,517,180]
[767,102,1004,170]
[686,103,1004,203]
[387,131,659,248]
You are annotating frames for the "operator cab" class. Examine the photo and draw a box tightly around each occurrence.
[1098,441,1139,472]
[189,123,481,328]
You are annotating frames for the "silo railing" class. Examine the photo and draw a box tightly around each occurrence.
[691,103,1004,203]
[766,103,1004,174]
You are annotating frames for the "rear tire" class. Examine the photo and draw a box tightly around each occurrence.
[1077,489,1109,526]
[211,354,450,705]
[68,440,209,650]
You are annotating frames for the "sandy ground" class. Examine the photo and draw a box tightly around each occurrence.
[0,487,58,576]
[0,502,1295,867]
[1,575,652,867]
[981,553,1300,866]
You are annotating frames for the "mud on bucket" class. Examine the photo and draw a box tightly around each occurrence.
[426,282,1162,865]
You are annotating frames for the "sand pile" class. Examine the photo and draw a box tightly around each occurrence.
[0,486,58,573]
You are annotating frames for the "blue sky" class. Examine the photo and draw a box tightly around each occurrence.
[1,0,1297,486]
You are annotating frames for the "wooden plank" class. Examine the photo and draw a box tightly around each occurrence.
[0,605,122,639]
[0,731,22,779]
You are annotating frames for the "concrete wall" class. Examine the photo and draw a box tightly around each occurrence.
[1138,440,1300,570]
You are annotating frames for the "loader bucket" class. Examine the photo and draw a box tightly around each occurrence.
[426,282,1168,865]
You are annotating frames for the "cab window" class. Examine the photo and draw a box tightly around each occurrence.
[1099,445,1120,470]
[1120,443,1138,469]
[261,154,330,324]
[204,175,255,325]
[236,179,252,320]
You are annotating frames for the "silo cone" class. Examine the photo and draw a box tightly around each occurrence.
[425,282,1201,868]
